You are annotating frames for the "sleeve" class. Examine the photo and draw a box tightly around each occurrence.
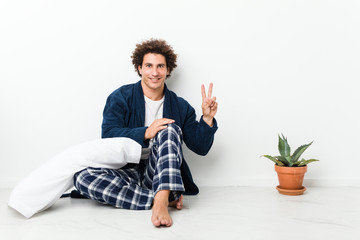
[101,91,149,148]
[181,103,218,156]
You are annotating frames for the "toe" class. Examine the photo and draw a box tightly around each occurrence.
[165,218,173,227]
[151,216,161,227]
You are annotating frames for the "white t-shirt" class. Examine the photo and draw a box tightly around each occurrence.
[144,95,164,127]
[141,95,164,160]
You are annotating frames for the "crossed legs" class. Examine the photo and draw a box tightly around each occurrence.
[73,123,185,227]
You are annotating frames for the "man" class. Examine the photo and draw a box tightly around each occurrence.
[73,39,218,227]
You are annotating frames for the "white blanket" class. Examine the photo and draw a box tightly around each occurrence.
[8,137,141,218]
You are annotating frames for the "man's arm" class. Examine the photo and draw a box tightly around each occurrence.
[181,83,218,155]
[181,104,218,156]
[101,91,148,147]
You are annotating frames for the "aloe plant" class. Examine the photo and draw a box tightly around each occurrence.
[262,134,319,167]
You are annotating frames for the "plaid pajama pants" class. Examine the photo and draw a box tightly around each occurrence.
[73,123,185,210]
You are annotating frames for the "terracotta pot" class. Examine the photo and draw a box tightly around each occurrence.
[274,164,307,191]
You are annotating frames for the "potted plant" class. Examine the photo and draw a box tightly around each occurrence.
[262,134,319,195]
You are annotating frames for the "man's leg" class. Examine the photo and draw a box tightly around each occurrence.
[142,123,185,227]
[73,165,153,210]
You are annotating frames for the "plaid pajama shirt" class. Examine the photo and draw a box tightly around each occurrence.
[73,123,185,210]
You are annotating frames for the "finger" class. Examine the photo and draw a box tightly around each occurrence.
[211,102,218,110]
[160,118,174,121]
[201,84,206,101]
[211,103,218,113]
[159,125,168,130]
[202,98,211,107]
[208,96,216,106]
[162,118,175,124]
[153,119,174,129]
[208,83,213,98]
[206,96,216,106]
[155,118,173,124]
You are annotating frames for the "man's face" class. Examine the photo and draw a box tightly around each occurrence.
[138,53,169,94]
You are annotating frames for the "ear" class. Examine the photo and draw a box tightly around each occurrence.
[167,68,170,76]
[138,65,142,75]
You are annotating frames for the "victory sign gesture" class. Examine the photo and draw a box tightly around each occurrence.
[201,83,218,127]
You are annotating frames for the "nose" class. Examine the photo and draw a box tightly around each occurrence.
[151,67,159,76]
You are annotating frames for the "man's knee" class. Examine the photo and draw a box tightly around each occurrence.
[155,123,182,144]
[73,167,104,190]
[151,123,183,164]
[74,168,91,188]
[167,123,181,133]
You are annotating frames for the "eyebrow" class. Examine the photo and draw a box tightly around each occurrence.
[144,63,166,66]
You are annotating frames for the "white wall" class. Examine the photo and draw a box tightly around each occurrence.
[1,0,359,188]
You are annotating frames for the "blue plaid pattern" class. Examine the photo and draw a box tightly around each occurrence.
[73,123,185,210]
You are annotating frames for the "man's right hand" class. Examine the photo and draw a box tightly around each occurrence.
[144,118,175,140]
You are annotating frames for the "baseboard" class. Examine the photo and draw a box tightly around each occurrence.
[194,178,360,187]
[2,178,360,189]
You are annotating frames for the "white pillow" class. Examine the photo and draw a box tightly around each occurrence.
[8,137,141,218]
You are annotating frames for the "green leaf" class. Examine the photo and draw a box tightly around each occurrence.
[276,156,290,167]
[298,159,319,166]
[293,158,306,166]
[286,156,294,167]
[291,141,313,163]
[278,134,291,158]
[261,155,285,166]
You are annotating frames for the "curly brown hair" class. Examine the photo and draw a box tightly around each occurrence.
[131,39,177,77]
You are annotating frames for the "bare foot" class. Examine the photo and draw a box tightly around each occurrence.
[151,191,184,227]
[169,195,184,210]
[151,190,172,227]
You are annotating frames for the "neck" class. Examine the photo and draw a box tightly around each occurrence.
[141,82,165,101]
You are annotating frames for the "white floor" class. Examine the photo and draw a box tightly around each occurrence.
[1,186,360,240]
